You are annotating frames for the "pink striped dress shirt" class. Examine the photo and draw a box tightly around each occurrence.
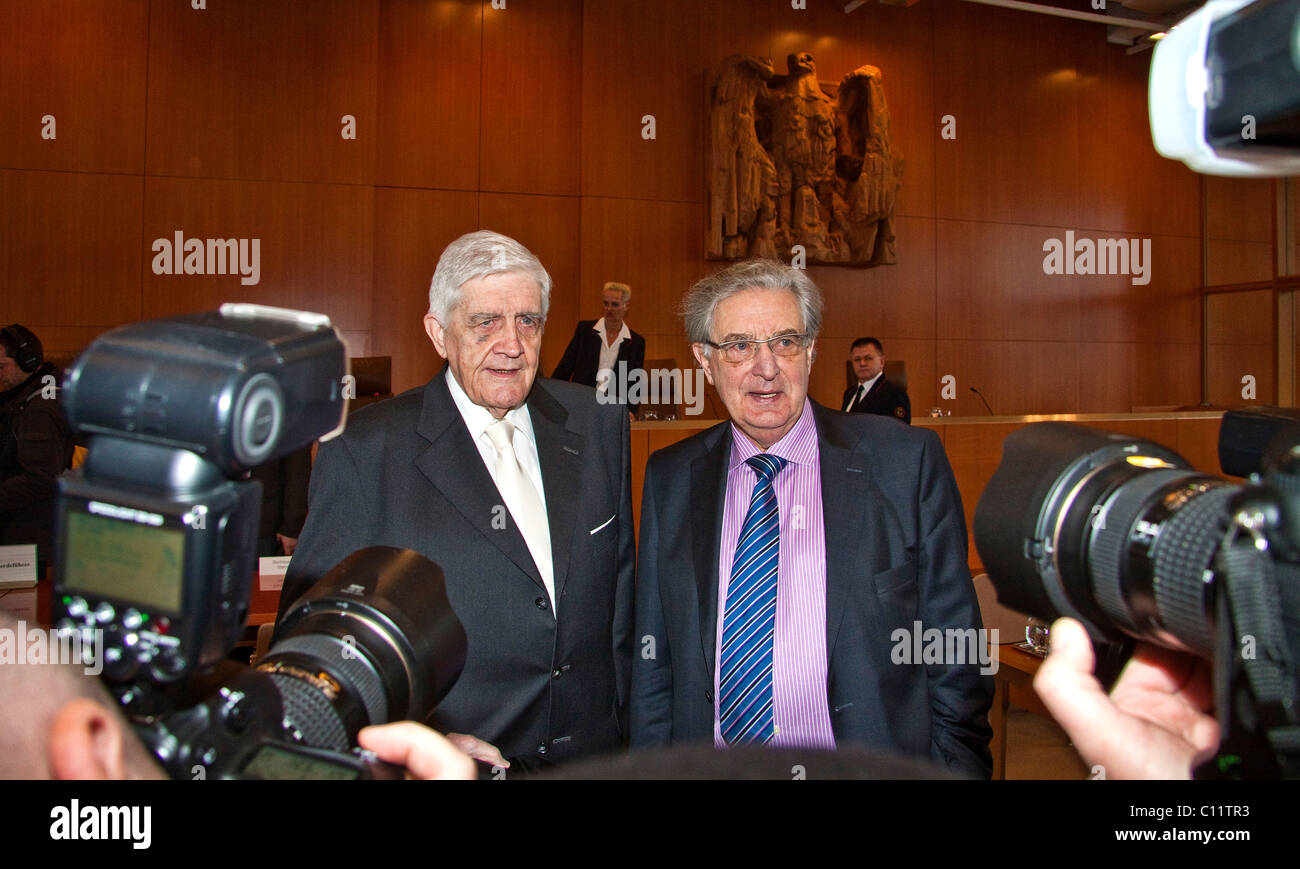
[714,399,835,749]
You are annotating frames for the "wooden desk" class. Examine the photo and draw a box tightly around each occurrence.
[990,642,1047,780]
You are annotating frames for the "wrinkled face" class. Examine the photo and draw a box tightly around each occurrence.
[601,288,627,325]
[692,287,814,451]
[0,351,25,392]
[424,271,544,419]
[851,343,884,383]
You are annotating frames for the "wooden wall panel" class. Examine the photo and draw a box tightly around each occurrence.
[1078,234,1201,343]
[770,0,935,219]
[579,196,706,338]
[932,0,1085,227]
[936,340,1080,416]
[0,0,148,174]
[479,193,582,376]
[480,0,582,195]
[371,187,480,395]
[1074,34,1200,238]
[1206,288,1272,345]
[809,215,936,341]
[376,0,481,190]
[1206,239,1274,286]
[146,0,378,184]
[936,221,1082,343]
[1207,343,1273,407]
[0,169,143,326]
[580,0,770,201]
[141,177,375,328]
[1205,176,1274,242]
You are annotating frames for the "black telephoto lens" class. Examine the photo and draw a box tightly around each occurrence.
[974,422,1239,657]
[260,546,467,751]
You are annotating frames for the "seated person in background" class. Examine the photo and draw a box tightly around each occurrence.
[552,281,646,408]
[0,323,75,575]
[842,336,910,424]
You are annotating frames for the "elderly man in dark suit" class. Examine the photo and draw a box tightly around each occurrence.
[279,231,634,774]
[630,260,992,777]
[551,281,646,407]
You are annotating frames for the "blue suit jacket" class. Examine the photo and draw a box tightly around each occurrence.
[630,401,993,777]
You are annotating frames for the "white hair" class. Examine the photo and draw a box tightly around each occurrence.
[428,231,552,322]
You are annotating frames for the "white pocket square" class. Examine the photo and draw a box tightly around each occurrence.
[589,514,616,535]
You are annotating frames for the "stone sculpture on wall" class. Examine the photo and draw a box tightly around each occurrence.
[708,52,902,266]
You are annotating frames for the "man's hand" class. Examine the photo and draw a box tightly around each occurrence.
[276,533,298,556]
[444,732,510,768]
[357,722,476,780]
[1034,617,1221,779]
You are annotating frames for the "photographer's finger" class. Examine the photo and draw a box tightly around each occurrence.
[445,732,509,767]
[358,722,475,780]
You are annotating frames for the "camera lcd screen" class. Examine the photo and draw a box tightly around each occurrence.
[63,511,185,613]
[241,744,362,780]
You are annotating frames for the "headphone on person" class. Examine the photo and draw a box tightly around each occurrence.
[1,325,42,373]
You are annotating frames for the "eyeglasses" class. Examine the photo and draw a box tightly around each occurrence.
[705,334,810,364]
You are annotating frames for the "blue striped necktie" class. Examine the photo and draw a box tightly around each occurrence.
[720,453,788,745]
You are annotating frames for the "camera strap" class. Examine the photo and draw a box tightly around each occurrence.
[1216,537,1300,777]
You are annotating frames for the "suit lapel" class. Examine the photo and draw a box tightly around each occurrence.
[528,382,583,600]
[813,404,874,658]
[413,371,547,594]
[691,424,731,680]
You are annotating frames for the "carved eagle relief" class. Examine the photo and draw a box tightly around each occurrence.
[708,52,903,267]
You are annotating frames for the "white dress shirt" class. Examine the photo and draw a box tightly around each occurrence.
[592,318,631,393]
[445,369,553,602]
[845,371,882,412]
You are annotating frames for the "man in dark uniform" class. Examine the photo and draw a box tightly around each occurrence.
[842,336,910,424]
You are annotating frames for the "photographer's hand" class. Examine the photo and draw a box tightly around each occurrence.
[1034,617,1220,779]
[358,722,476,780]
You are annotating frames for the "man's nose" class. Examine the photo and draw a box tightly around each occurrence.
[751,342,781,378]
[495,321,524,356]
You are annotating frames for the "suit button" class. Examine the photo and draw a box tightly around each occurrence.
[536,743,548,756]
[535,597,548,610]
[551,668,562,679]
[705,689,712,703]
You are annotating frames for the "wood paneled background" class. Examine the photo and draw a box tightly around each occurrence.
[0,0,1239,412]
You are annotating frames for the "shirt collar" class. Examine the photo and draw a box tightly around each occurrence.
[445,367,537,450]
[592,318,631,343]
[728,397,818,471]
[858,372,883,391]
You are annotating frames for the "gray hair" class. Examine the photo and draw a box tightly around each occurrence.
[428,230,552,323]
[681,259,824,348]
[603,281,631,303]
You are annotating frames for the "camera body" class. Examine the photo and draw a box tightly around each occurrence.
[974,413,1300,777]
[53,305,347,685]
[50,305,467,779]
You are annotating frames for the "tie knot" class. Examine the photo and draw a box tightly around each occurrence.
[484,418,516,453]
[746,453,787,482]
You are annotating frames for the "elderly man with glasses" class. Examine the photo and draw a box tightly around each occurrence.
[629,259,993,777]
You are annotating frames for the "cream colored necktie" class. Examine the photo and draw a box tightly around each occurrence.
[484,418,555,613]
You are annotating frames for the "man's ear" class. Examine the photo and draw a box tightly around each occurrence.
[423,313,448,358]
[48,698,129,780]
[807,338,817,366]
[690,344,714,385]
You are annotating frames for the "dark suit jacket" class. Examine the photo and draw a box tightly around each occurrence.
[629,402,993,778]
[551,320,646,403]
[843,376,911,424]
[278,369,635,770]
